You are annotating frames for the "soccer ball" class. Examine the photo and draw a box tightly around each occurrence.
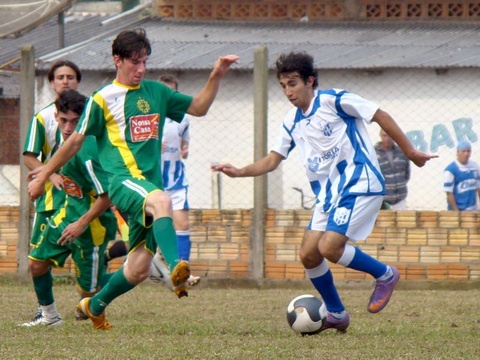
[286,294,327,335]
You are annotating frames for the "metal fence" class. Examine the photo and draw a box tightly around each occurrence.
[4,47,480,212]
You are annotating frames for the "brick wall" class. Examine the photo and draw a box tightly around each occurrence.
[156,0,480,21]
[1,206,479,282]
[0,99,20,165]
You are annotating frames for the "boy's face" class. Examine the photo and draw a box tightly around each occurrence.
[114,51,148,87]
[278,72,314,112]
[55,110,80,141]
[457,149,471,165]
[50,66,79,97]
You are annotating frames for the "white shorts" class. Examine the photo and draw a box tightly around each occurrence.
[308,195,383,242]
[166,187,189,211]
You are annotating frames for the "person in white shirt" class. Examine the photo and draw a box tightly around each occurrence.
[151,74,200,288]
[212,51,436,333]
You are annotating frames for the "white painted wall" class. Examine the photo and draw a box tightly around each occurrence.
[4,67,478,210]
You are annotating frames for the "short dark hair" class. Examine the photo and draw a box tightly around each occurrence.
[47,60,82,83]
[54,90,86,116]
[158,74,178,90]
[112,28,152,60]
[275,52,318,89]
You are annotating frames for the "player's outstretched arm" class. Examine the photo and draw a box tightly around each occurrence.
[212,151,284,178]
[28,131,86,200]
[187,55,239,117]
[372,109,438,167]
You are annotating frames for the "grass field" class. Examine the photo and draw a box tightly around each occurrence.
[1,275,479,360]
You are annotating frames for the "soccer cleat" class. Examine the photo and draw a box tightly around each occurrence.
[19,314,63,327]
[317,312,350,334]
[74,307,89,321]
[187,274,201,287]
[77,298,112,330]
[171,260,190,298]
[368,266,400,314]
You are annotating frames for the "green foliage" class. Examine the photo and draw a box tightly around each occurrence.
[1,280,479,359]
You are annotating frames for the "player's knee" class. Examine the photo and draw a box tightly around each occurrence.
[299,247,318,268]
[318,239,344,263]
[146,191,172,217]
[29,259,49,277]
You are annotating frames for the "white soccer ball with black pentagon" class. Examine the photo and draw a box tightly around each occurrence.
[286,294,327,335]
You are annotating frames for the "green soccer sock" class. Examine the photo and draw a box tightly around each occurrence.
[152,217,180,271]
[98,272,114,288]
[89,268,135,316]
[33,271,54,306]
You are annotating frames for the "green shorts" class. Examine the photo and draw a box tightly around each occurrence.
[30,210,56,247]
[29,212,116,293]
[109,176,160,254]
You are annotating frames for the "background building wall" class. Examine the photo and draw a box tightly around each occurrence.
[3,66,477,211]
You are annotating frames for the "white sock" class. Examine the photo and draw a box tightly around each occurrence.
[329,310,347,319]
[41,303,59,319]
[377,266,393,281]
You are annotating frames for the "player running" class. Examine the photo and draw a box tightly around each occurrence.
[27,28,238,330]
[212,51,437,333]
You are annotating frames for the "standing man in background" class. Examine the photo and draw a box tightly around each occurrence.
[21,90,117,327]
[374,129,411,210]
[23,60,81,323]
[443,140,480,211]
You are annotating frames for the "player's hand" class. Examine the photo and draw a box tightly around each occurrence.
[49,173,64,191]
[408,150,438,167]
[161,140,167,153]
[211,163,241,178]
[27,166,43,181]
[212,55,239,78]
[58,221,84,246]
[181,145,189,159]
[28,178,46,201]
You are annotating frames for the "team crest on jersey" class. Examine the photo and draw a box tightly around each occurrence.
[61,175,83,199]
[130,114,160,142]
[307,157,320,172]
[333,207,351,226]
[137,98,150,114]
[318,119,333,136]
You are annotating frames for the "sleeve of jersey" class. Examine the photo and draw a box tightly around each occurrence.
[181,116,190,142]
[270,112,296,159]
[23,114,46,155]
[337,92,380,124]
[443,168,455,192]
[84,142,109,196]
[77,95,105,137]
[166,91,193,122]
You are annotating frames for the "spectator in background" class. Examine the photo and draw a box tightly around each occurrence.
[443,140,480,211]
[374,129,411,210]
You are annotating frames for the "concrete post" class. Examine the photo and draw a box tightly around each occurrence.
[251,46,268,279]
[18,45,35,278]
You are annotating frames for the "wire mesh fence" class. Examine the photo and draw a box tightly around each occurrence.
[2,52,480,211]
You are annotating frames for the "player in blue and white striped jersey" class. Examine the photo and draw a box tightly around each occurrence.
[213,51,437,333]
[156,74,200,287]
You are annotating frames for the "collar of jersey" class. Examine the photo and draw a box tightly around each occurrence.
[113,79,141,90]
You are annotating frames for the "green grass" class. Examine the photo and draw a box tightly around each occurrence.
[0,276,479,360]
